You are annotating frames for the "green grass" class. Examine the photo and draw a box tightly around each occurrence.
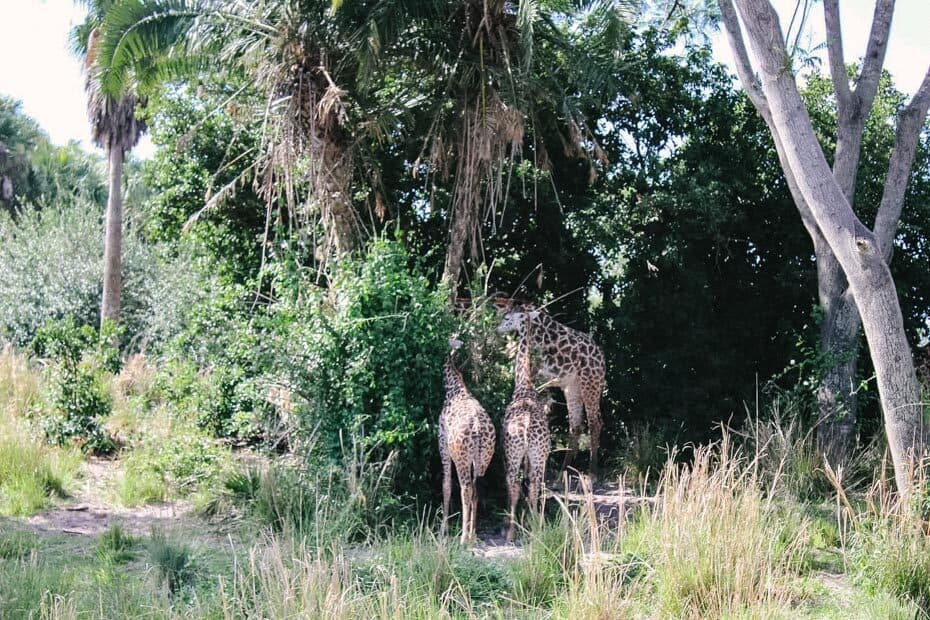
[96,525,139,564]
[146,530,197,595]
[5,348,930,619]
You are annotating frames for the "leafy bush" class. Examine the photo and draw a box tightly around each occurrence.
[29,318,116,454]
[271,239,456,497]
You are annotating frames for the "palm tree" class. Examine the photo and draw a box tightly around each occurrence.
[413,0,638,288]
[98,0,445,262]
[72,0,148,326]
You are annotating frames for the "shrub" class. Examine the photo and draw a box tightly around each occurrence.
[29,318,116,454]
[271,238,456,498]
[0,201,219,352]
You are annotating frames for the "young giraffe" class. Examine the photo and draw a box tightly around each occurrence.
[439,338,496,544]
[497,306,605,476]
[502,318,550,543]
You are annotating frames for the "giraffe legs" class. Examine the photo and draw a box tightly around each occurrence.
[440,456,452,538]
[561,386,584,474]
[505,459,521,543]
[457,465,476,544]
[527,449,547,516]
[584,391,603,479]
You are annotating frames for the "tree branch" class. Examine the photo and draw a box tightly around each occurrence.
[717,0,769,119]
[829,0,894,204]
[823,0,851,111]
[718,0,825,272]
[854,0,894,110]
[874,65,930,260]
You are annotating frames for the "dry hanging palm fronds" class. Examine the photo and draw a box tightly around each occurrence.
[443,91,525,286]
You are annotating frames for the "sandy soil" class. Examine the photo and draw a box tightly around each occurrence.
[24,457,197,538]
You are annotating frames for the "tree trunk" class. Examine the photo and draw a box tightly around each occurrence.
[812,0,892,461]
[100,144,123,325]
[815,282,860,463]
[726,0,927,492]
[442,198,476,290]
[320,134,357,258]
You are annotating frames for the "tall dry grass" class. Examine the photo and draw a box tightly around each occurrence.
[0,345,79,515]
[619,434,811,618]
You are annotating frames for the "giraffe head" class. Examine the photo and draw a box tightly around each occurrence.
[496,306,540,334]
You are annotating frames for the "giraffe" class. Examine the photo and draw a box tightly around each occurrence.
[502,318,550,543]
[497,306,606,477]
[439,337,496,544]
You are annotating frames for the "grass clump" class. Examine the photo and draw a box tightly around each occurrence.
[508,513,577,607]
[845,475,930,616]
[0,528,39,559]
[95,525,139,564]
[146,530,197,595]
[0,347,79,516]
[621,434,811,618]
[116,422,231,507]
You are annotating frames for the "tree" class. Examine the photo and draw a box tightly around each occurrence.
[72,1,149,327]
[0,97,44,212]
[719,0,930,491]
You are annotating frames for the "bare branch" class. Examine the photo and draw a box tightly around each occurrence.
[828,0,894,204]
[854,0,894,110]
[823,0,851,111]
[874,65,930,260]
[717,0,770,119]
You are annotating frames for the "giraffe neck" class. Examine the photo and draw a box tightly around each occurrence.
[526,311,560,347]
[514,327,534,392]
[444,354,466,398]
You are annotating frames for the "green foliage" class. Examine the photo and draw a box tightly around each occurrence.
[355,537,512,613]
[0,201,208,351]
[118,426,230,506]
[0,530,39,560]
[508,514,577,607]
[0,347,79,516]
[141,87,266,285]
[271,238,455,497]
[29,318,117,455]
[0,435,74,516]
[219,437,400,543]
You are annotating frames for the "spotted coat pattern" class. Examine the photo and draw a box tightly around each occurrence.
[502,320,550,542]
[438,342,495,544]
[498,307,606,476]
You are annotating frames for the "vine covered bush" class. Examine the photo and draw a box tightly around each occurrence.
[272,239,456,497]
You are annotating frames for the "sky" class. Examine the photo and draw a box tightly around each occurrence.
[0,0,928,160]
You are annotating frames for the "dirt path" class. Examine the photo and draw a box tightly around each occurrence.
[23,457,200,539]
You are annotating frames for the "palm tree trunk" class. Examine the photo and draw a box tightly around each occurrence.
[101,145,123,325]
[320,133,357,257]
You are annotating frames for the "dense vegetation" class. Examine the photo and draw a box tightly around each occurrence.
[1,0,929,617]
